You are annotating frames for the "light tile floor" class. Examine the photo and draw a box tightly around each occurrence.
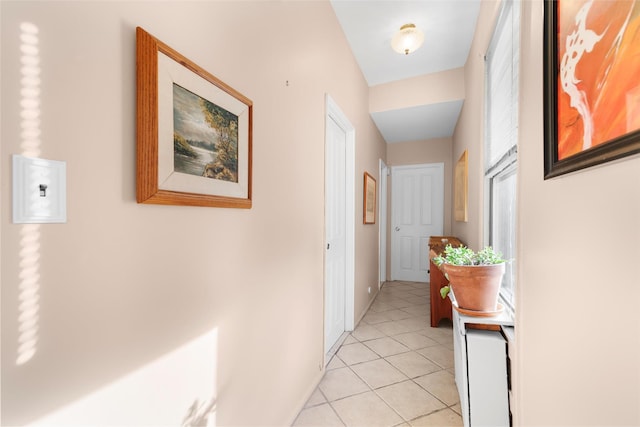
[293,281,462,427]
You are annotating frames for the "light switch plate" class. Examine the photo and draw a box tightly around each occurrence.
[13,155,67,223]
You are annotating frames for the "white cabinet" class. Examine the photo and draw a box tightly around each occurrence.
[453,307,513,427]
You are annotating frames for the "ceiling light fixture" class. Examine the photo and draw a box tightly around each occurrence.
[391,23,424,55]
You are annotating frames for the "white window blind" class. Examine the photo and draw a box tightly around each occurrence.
[486,0,520,170]
[485,0,520,311]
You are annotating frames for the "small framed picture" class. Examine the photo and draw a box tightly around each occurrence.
[454,150,468,222]
[363,172,376,224]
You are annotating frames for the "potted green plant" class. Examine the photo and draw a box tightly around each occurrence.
[433,245,506,313]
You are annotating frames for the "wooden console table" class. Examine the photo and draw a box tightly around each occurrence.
[428,236,464,327]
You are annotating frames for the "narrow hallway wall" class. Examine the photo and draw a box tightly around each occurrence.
[0,2,386,425]
[454,1,640,424]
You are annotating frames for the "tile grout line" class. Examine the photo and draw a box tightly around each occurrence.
[295,282,460,427]
[368,286,457,422]
[345,351,454,426]
[335,336,456,425]
[320,387,348,427]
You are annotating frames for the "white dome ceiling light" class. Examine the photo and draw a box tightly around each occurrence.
[391,23,425,55]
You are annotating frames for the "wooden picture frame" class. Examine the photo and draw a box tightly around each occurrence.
[363,172,376,224]
[136,27,253,208]
[454,150,468,222]
[543,0,640,179]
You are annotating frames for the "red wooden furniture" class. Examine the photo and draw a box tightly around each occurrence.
[428,236,464,327]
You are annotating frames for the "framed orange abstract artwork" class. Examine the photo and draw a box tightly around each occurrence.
[544,0,640,179]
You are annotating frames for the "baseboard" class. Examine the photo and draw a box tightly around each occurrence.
[289,283,382,425]
[355,284,380,326]
[287,367,325,426]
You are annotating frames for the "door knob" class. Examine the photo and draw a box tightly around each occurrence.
[395,227,400,231]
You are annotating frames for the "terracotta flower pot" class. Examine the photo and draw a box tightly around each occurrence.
[443,262,505,312]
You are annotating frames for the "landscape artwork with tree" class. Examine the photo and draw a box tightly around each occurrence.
[173,84,239,183]
[136,26,252,208]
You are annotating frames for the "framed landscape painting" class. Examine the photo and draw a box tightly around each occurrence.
[454,150,468,222]
[136,27,253,207]
[543,0,640,179]
[363,172,376,224]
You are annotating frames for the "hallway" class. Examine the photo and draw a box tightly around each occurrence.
[293,281,462,427]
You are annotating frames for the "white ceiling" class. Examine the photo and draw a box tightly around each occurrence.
[330,0,481,143]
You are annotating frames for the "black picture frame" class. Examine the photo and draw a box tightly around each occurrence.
[543,0,640,179]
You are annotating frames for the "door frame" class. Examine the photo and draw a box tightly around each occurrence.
[324,94,355,354]
[378,159,388,287]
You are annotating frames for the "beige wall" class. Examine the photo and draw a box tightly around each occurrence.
[457,1,640,425]
[0,1,386,425]
[369,68,465,114]
[517,1,640,424]
[451,0,500,250]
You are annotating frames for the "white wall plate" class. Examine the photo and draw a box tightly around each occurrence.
[13,155,67,224]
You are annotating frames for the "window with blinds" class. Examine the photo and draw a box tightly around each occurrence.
[484,0,520,311]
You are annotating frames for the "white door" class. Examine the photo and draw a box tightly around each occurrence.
[324,96,355,353]
[391,163,444,282]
